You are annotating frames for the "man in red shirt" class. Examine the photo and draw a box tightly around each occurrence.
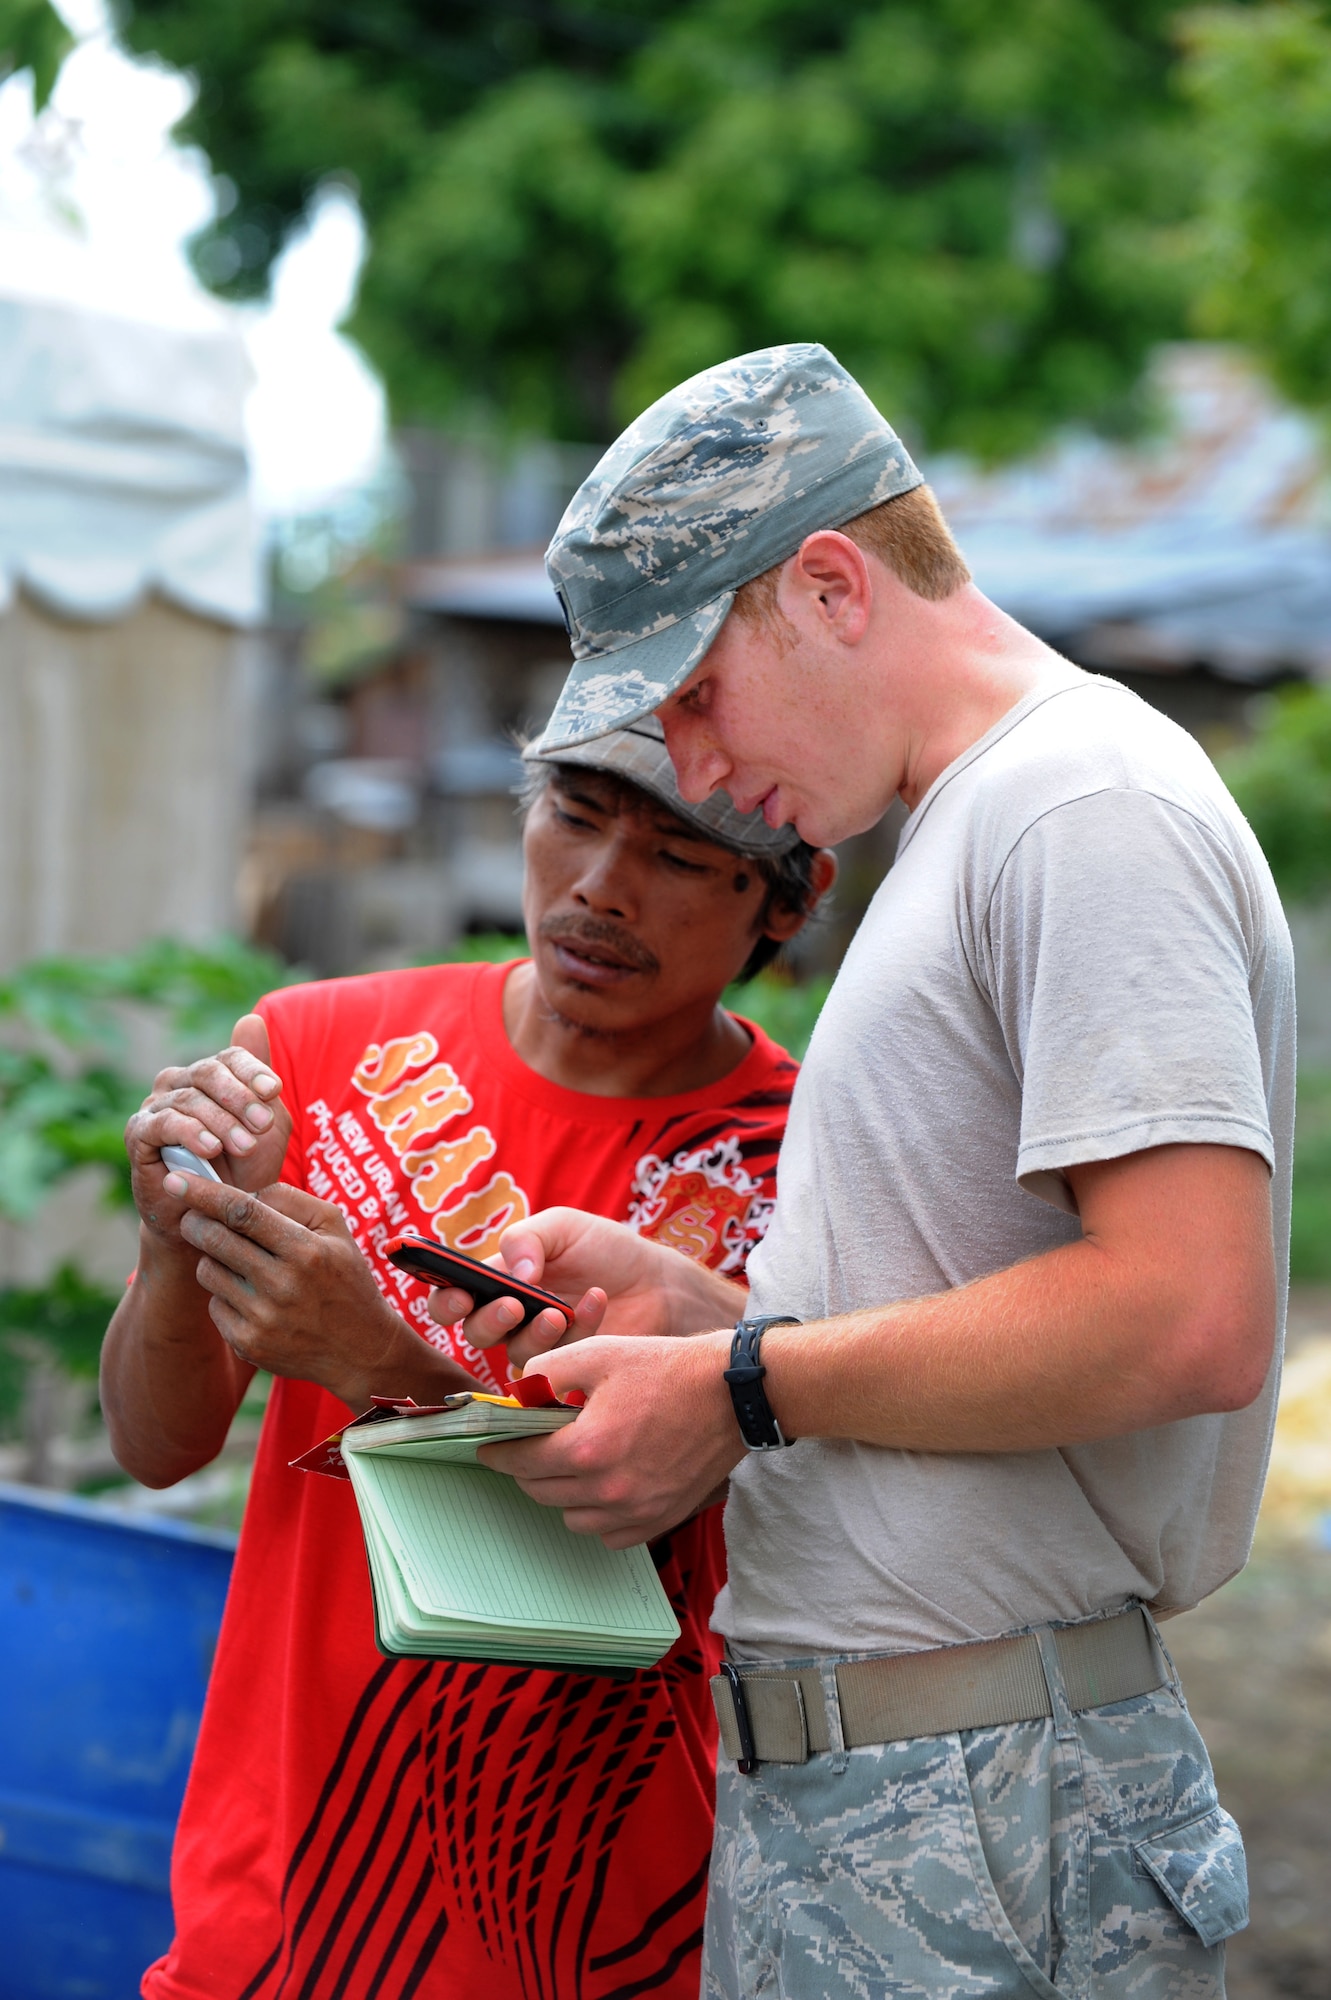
[102,719,834,2000]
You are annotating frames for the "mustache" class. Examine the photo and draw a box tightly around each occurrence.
[538,915,659,974]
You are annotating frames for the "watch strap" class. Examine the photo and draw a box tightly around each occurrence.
[724,1314,800,1450]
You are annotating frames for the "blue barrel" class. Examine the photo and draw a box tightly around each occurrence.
[0,1482,235,1999]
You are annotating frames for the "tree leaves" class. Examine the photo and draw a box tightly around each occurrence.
[0,1050,140,1220]
[1180,3,1331,414]
[0,936,302,1224]
[0,1266,123,1432]
[0,0,73,109]
[99,0,1204,451]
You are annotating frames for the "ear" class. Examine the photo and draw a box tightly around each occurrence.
[761,848,838,945]
[780,532,873,642]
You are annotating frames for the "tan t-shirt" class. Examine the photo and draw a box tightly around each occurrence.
[718,668,1295,1660]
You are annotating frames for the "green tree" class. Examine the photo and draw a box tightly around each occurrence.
[0,0,1226,451]
[1180,2,1331,415]
[1222,684,1331,906]
[0,0,71,107]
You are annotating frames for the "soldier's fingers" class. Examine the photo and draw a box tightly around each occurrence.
[504,1291,605,1369]
[456,1297,529,1351]
[427,1285,474,1328]
[130,1106,226,1164]
[230,1015,278,1090]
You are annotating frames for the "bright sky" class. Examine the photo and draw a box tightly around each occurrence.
[0,0,387,517]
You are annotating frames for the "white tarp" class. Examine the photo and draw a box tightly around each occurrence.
[0,254,261,627]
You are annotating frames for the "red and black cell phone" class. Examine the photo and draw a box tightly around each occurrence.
[384,1236,572,1330]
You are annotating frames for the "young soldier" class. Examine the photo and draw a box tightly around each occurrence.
[103,721,833,2000]
[451,345,1291,2000]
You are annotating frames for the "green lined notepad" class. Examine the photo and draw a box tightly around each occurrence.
[342,1405,680,1673]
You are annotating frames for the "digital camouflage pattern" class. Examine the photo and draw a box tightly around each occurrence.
[542,343,922,751]
[704,1679,1248,2000]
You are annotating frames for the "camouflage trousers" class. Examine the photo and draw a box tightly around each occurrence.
[703,1636,1247,1999]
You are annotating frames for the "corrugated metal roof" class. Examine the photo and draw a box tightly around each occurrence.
[936,347,1331,680]
[403,347,1331,681]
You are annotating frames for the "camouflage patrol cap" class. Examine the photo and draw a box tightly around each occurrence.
[524,713,801,856]
[541,342,922,751]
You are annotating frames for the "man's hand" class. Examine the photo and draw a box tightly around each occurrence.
[126,1013,290,1242]
[478,1331,743,1546]
[472,1142,1277,1548]
[428,1207,746,1370]
[171,1176,477,1411]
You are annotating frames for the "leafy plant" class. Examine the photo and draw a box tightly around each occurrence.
[0,1050,143,1221]
[728,971,832,1061]
[1291,1071,1331,1281]
[0,1266,123,1428]
[1221,684,1331,905]
[0,938,306,1460]
[0,936,302,1226]
[0,934,302,1058]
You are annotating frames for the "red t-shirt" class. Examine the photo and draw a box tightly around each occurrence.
[144,961,797,2000]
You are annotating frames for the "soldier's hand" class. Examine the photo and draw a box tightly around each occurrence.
[479,1331,742,1546]
[428,1208,745,1372]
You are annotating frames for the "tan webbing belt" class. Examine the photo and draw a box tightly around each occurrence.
[710,1607,1166,1768]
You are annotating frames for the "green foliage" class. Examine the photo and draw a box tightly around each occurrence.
[727,970,831,1060]
[0,0,73,107]
[102,0,1203,451]
[1290,1071,1331,1280]
[443,932,530,965]
[1180,3,1331,414]
[0,934,300,1055]
[0,1265,121,1382]
[0,936,304,1224]
[0,1049,143,1220]
[1221,685,1331,904]
[0,1266,124,1430]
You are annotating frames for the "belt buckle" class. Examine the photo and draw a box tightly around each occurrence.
[719,1662,758,1775]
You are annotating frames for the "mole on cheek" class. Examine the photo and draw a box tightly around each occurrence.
[733,871,750,893]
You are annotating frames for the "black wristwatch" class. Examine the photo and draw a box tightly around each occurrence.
[724,1315,800,1450]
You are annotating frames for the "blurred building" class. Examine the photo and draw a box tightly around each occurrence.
[251,346,1331,978]
[937,345,1331,739]
[0,254,262,974]
[246,449,590,974]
